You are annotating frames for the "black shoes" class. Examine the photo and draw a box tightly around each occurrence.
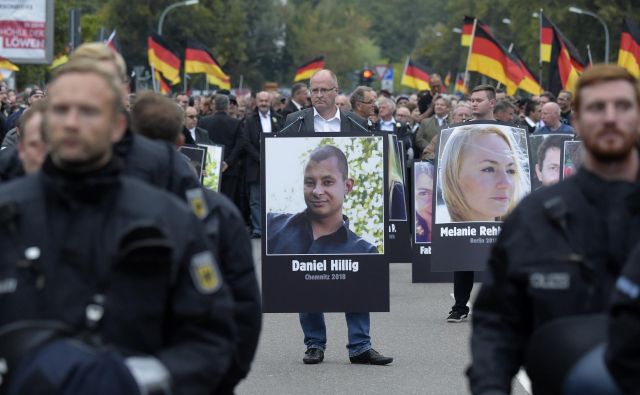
[303,348,324,364]
[447,310,469,323]
[349,348,393,365]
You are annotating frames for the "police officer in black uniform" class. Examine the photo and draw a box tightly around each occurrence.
[0,60,235,394]
[130,91,262,395]
[468,65,640,394]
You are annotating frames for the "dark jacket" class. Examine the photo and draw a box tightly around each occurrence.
[0,158,236,395]
[200,188,262,394]
[280,99,304,119]
[468,168,640,394]
[114,129,201,200]
[183,126,213,145]
[241,109,284,183]
[198,111,244,175]
[0,146,24,182]
[267,211,377,254]
[282,108,369,135]
[606,243,640,394]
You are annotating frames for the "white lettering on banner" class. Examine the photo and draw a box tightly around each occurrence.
[292,259,327,272]
[291,259,360,273]
[440,226,477,237]
[419,245,431,255]
[479,226,501,236]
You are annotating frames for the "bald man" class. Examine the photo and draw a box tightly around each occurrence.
[534,102,575,134]
[281,69,368,134]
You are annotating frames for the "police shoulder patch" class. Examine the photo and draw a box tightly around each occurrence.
[186,188,209,219]
[190,251,221,294]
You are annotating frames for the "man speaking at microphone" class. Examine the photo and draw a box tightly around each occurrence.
[278,69,393,365]
[282,69,369,134]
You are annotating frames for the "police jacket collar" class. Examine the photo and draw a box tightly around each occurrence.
[574,167,638,212]
[41,155,123,203]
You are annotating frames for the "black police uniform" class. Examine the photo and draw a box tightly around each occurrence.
[0,157,235,395]
[193,188,262,394]
[0,146,24,182]
[606,243,640,394]
[114,128,201,199]
[267,211,378,254]
[468,168,640,394]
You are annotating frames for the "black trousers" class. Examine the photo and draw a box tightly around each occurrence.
[452,271,474,314]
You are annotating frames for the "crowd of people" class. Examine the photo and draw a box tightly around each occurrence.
[1,39,639,394]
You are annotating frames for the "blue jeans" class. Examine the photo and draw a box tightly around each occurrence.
[248,181,261,236]
[299,312,371,357]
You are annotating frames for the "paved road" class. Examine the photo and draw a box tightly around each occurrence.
[237,240,529,395]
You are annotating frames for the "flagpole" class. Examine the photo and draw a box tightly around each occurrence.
[586,44,593,67]
[151,66,158,92]
[462,18,478,93]
[539,9,544,92]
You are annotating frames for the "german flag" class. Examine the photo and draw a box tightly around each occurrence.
[444,71,451,88]
[540,14,553,62]
[207,73,231,90]
[155,70,172,94]
[454,72,468,94]
[461,16,475,47]
[401,57,430,91]
[0,56,19,72]
[511,47,542,95]
[467,22,525,95]
[148,33,181,85]
[618,17,640,78]
[185,40,228,79]
[543,14,585,94]
[293,57,325,82]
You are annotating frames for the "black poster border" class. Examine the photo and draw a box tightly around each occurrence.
[387,134,412,264]
[430,121,529,272]
[261,132,390,313]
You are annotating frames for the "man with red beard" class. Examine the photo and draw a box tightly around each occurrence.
[468,64,640,395]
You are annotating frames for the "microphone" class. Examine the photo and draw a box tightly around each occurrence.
[277,115,304,135]
[347,115,371,134]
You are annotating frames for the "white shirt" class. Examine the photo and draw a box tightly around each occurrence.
[259,110,272,134]
[379,117,395,132]
[313,106,341,132]
[188,127,197,142]
[292,99,304,111]
[435,114,448,127]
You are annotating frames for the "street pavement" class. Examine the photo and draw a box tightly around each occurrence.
[237,239,529,395]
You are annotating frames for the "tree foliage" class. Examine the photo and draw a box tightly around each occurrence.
[11,0,637,93]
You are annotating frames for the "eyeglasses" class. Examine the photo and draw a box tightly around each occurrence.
[310,87,336,96]
[358,100,375,105]
[186,115,198,119]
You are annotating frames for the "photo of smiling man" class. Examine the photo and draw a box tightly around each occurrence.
[267,144,378,255]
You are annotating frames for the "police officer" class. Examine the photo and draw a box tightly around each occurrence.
[130,91,262,394]
[468,64,640,394]
[0,60,235,394]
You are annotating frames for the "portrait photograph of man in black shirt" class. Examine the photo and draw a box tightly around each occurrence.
[266,144,380,255]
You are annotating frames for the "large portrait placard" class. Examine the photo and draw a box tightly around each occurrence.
[527,134,574,190]
[198,143,224,192]
[261,133,389,312]
[386,134,412,264]
[178,144,206,180]
[562,139,584,180]
[411,161,453,282]
[431,122,531,272]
